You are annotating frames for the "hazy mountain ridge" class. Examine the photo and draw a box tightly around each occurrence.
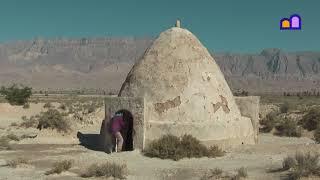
[0,39,319,94]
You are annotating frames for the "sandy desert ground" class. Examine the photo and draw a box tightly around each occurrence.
[0,98,319,180]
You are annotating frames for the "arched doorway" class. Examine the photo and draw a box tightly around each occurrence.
[115,109,134,151]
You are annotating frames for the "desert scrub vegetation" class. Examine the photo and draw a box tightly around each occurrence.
[260,111,278,133]
[314,125,320,143]
[58,103,66,110]
[20,115,39,128]
[201,167,248,180]
[45,160,73,175]
[300,108,320,131]
[274,117,302,137]
[7,157,29,168]
[280,102,290,113]
[144,134,225,161]
[23,103,30,109]
[37,109,70,132]
[0,136,12,150]
[81,162,128,179]
[43,102,53,109]
[20,109,70,132]
[281,152,320,180]
[6,133,20,141]
[0,84,32,105]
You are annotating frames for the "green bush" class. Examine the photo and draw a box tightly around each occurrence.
[280,102,290,113]
[144,134,225,161]
[37,109,70,133]
[81,162,128,179]
[274,117,302,137]
[45,160,73,175]
[300,108,320,131]
[0,84,32,105]
[260,111,278,133]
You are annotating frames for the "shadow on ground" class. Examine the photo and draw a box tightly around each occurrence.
[77,132,103,152]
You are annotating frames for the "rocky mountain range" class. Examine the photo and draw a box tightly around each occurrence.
[0,38,319,94]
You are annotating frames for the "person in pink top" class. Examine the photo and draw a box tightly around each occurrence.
[110,113,126,152]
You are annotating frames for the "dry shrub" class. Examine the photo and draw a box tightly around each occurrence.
[6,134,20,141]
[314,125,320,143]
[81,162,128,179]
[282,156,297,171]
[0,137,12,150]
[284,152,320,180]
[236,167,248,178]
[45,160,73,175]
[58,104,66,110]
[7,157,29,168]
[20,115,38,128]
[280,102,290,113]
[201,167,248,180]
[200,168,223,180]
[43,102,53,109]
[23,103,30,109]
[37,109,70,133]
[260,111,278,133]
[144,134,225,161]
[300,108,320,131]
[274,117,302,137]
[10,122,18,127]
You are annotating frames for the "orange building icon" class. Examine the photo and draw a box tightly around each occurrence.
[280,14,301,30]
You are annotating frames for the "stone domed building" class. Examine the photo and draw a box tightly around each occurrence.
[102,22,259,151]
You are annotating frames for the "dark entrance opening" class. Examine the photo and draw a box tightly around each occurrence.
[115,109,134,151]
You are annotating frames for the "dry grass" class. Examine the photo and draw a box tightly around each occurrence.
[282,156,297,171]
[43,102,53,109]
[280,152,320,180]
[7,157,29,168]
[144,134,225,161]
[6,134,20,141]
[0,136,12,150]
[81,162,128,179]
[20,115,39,128]
[201,167,248,180]
[314,125,320,143]
[200,168,223,180]
[45,160,73,175]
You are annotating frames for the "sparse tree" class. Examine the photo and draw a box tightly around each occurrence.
[0,84,32,105]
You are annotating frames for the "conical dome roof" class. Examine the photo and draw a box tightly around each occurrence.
[119,27,254,146]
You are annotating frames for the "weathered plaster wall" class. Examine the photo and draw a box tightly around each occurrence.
[235,96,260,143]
[103,96,145,150]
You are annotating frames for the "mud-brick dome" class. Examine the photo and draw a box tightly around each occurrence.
[119,27,254,147]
